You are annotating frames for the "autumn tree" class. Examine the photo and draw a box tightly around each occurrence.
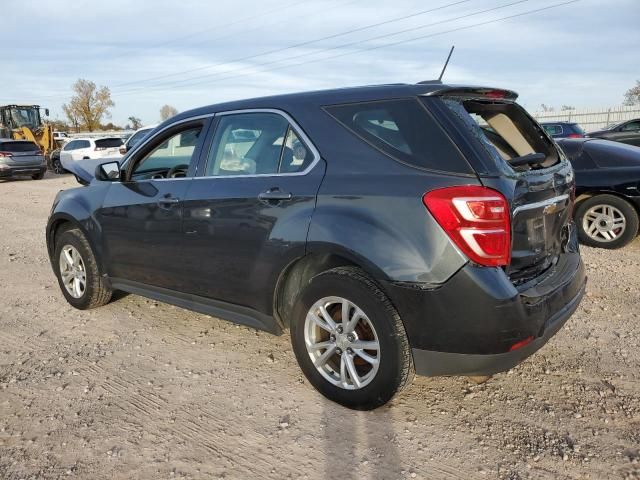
[128,116,143,129]
[160,104,178,121]
[62,79,114,132]
[623,80,640,106]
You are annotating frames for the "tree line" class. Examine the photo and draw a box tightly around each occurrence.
[60,79,178,132]
[57,77,640,132]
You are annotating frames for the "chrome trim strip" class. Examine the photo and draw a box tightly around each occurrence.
[196,108,321,179]
[512,194,569,215]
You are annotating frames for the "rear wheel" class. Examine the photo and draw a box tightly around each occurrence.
[575,195,639,249]
[54,228,112,309]
[32,170,45,180]
[290,266,413,410]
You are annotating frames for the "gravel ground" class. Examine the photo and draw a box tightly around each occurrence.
[0,173,639,480]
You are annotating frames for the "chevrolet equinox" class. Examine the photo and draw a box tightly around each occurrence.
[47,83,587,409]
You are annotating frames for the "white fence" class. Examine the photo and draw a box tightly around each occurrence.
[532,106,640,133]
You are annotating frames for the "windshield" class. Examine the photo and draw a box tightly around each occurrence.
[9,107,42,129]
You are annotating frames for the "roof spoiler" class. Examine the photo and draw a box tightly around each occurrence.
[421,86,518,101]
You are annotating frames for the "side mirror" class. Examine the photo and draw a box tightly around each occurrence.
[44,108,50,117]
[95,161,121,181]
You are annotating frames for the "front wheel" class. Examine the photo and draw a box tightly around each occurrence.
[575,195,639,249]
[54,228,112,309]
[32,170,45,180]
[290,267,413,410]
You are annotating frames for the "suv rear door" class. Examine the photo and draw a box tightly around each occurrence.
[426,89,576,284]
[180,110,325,316]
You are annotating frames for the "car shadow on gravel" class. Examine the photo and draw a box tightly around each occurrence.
[322,403,400,479]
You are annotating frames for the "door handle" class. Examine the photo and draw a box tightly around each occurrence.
[157,195,180,208]
[258,189,292,203]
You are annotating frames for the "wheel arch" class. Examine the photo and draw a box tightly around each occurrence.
[273,249,387,329]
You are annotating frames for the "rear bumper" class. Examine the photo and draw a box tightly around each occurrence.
[0,165,46,177]
[411,277,584,376]
[382,251,586,377]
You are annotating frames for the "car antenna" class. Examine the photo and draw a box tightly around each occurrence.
[438,45,455,82]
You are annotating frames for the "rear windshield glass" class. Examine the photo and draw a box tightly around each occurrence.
[0,141,39,152]
[442,98,559,170]
[587,140,640,168]
[95,138,124,148]
[325,99,472,174]
[570,123,585,135]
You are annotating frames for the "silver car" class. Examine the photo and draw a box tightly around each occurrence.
[0,139,47,180]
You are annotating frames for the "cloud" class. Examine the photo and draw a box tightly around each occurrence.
[2,0,638,125]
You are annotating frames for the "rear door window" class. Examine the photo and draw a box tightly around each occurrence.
[76,140,91,149]
[325,99,472,174]
[205,112,313,176]
[0,141,39,152]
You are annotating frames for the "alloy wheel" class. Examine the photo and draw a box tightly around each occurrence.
[304,296,380,390]
[59,245,87,298]
[582,204,626,243]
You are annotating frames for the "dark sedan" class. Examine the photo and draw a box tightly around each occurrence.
[557,138,640,248]
[586,118,640,147]
[0,139,47,180]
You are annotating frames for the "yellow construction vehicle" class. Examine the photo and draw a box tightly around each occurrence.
[0,104,57,157]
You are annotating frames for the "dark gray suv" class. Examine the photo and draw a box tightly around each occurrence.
[47,83,586,409]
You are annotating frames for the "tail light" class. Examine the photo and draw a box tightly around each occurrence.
[0,151,13,158]
[423,185,511,267]
[567,133,583,138]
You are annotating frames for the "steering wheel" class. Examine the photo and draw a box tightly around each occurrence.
[167,164,189,178]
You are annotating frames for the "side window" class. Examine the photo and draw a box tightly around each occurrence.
[132,126,203,178]
[63,141,76,151]
[326,99,472,174]
[543,125,562,136]
[77,140,90,149]
[279,127,313,173]
[622,121,640,132]
[206,113,290,176]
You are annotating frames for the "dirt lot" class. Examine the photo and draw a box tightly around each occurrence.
[0,173,639,480]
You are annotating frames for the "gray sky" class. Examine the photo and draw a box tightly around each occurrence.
[2,0,638,126]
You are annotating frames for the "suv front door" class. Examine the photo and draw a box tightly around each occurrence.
[181,110,325,316]
[97,118,211,290]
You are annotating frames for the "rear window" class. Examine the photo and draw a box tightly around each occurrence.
[325,98,472,174]
[569,123,585,135]
[442,98,559,170]
[0,141,39,153]
[95,138,124,149]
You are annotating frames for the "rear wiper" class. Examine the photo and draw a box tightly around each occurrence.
[509,152,546,168]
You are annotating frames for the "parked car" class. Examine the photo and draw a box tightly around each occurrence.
[586,119,640,146]
[53,131,70,143]
[47,83,586,409]
[119,124,158,155]
[59,137,123,163]
[0,139,47,180]
[557,137,640,248]
[540,121,585,138]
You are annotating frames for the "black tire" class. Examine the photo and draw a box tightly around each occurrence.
[575,195,639,249]
[32,170,45,180]
[54,227,112,309]
[51,155,64,174]
[290,266,413,410]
